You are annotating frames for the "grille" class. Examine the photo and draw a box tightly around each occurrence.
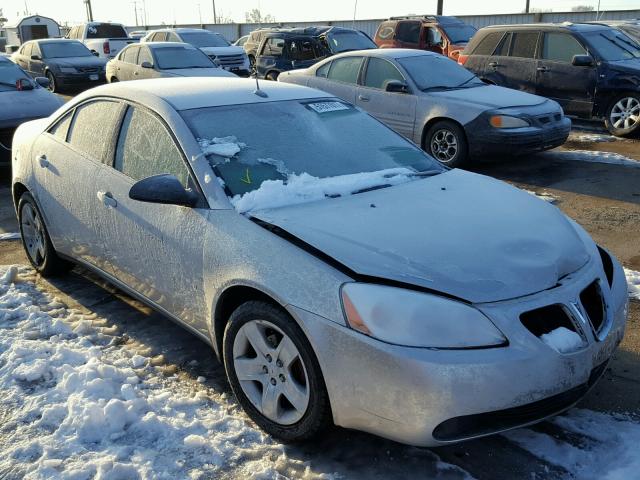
[209,54,245,67]
[520,304,578,338]
[536,112,563,126]
[580,281,606,334]
[78,67,100,73]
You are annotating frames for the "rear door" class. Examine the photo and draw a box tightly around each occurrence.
[120,45,140,81]
[536,32,597,117]
[356,57,417,140]
[15,43,32,72]
[310,56,363,104]
[93,104,209,334]
[463,31,507,79]
[491,31,539,92]
[256,37,285,78]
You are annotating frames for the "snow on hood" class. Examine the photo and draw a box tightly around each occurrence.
[198,45,245,57]
[428,84,548,109]
[0,89,62,129]
[253,169,591,303]
[49,56,107,69]
[165,67,235,78]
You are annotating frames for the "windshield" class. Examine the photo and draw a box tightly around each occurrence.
[583,29,640,61]
[155,47,213,69]
[180,100,443,201]
[325,31,377,53]
[398,55,483,91]
[0,60,33,91]
[180,32,230,48]
[41,41,92,58]
[618,25,640,44]
[441,24,477,44]
[87,23,128,38]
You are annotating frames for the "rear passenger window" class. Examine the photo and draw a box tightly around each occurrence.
[263,38,284,57]
[472,32,504,55]
[364,58,404,89]
[152,32,167,42]
[166,32,181,42]
[396,21,421,44]
[68,101,122,162]
[494,33,511,56]
[115,107,188,186]
[328,57,363,84]
[48,112,73,142]
[542,33,587,62]
[316,61,330,77]
[510,32,539,58]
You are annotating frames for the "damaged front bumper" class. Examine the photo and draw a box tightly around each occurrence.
[289,253,628,447]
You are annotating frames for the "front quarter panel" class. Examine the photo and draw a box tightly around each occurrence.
[414,94,485,143]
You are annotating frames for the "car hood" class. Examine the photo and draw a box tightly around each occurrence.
[163,67,235,77]
[253,169,591,304]
[0,88,63,128]
[427,84,548,109]
[49,56,107,68]
[199,45,245,57]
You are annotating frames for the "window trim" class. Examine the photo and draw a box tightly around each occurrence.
[45,109,76,143]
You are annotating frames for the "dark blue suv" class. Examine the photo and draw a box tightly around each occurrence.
[460,23,640,136]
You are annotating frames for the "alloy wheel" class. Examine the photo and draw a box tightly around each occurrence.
[46,72,56,93]
[430,128,459,163]
[610,96,640,131]
[232,319,310,425]
[21,203,46,266]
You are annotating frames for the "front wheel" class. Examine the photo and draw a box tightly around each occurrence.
[605,93,640,137]
[223,301,330,442]
[425,120,469,168]
[46,71,57,93]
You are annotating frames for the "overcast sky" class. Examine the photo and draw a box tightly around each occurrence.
[2,0,638,26]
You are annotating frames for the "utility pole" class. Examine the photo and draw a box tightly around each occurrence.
[352,0,357,29]
[132,0,138,26]
[141,0,147,26]
[525,0,530,13]
[212,0,217,24]
[198,3,202,24]
[436,0,443,15]
[84,0,93,22]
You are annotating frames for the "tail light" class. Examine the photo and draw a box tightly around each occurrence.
[103,41,110,55]
[457,54,469,65]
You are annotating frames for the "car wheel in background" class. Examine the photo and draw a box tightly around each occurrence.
[46,71,57,93]
[425,120,469,168]
[110,77,119,83]
[18,192,70,276]
[223,301,330,442]
[266,71,279,81]
[605,93,640,137]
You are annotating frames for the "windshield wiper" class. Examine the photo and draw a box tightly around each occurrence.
[456,76,481,88]
[0,81,18,89]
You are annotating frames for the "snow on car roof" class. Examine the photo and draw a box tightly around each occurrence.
[83,77,329,110]
[332,48,441,61]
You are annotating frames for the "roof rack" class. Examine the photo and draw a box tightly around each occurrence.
[389,15,438,21]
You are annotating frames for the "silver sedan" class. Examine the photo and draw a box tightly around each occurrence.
[106,42,235,82]
[11,78,628,446]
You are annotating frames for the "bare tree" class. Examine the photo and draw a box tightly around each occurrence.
[0,9,7,29]
[571,5,595,11]
[244,8,275,24]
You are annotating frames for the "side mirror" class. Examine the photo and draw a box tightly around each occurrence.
[35,77,50,88]
[92,51,99,56]
[141,61,153,69]
[385,80,409,94]
[572,54,593,67]
[129,174,198,207]
[30,54,41,60]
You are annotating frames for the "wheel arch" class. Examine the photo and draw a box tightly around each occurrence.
[12,182,29,215]
[421,116,468,151]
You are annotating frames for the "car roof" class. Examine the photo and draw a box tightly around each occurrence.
[76,77,329,110]
[479,22,611,32]
[386,15,466,26]
[33,38,83,44]
[330,48,440,61]
[143,42,199,50]
[154,28,222,34]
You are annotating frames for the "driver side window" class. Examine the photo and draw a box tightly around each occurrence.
[363,58,405,89]
[115,106,189,186]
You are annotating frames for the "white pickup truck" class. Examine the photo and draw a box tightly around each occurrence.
[66,22,136,59]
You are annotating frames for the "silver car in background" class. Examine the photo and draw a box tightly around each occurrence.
[106,42,235,82]
[11,78,628,446]
[279,49,571,167]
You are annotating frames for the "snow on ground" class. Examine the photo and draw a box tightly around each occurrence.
[540,327,583,353]
[523,189,557,203]
[0,233,20,241]
[231,168,417,213]
[504,408,640,480]
[626,268,640,301]
[550,149,640,168]
[570,133,619,143]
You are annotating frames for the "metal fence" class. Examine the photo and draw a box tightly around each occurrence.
[126,9,640,42]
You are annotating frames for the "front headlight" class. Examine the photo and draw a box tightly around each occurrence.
[489,115,530,128]
[341,283,507,348]
[59,66,77,73]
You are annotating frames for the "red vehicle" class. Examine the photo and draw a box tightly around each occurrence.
[374,15,477,61]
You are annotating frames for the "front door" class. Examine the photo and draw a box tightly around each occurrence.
[93,104,209,334]
[256,37,285,78]
[356,57,417,141]
[28,43,46,77]
[536,32,597,117]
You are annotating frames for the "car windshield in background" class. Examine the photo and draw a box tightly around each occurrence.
[583,30,640,61]
[326,31,377,52]
[441,25,477,44]
[86,23,128,38]
[180,32,230,48]
[155,47,213,69]
[180,99,443,196]
[0,61,31,90]
[41,42,93,58]
[618,25,640,43]
[398,55,484,91]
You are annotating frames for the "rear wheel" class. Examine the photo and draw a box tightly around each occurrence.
[265,71,279,81]
[605,93,640,137]
[425,120,469,168]
[223,301,330,442]
[110,76,119,83]
[18,192,70,276]
[46,71,57,93]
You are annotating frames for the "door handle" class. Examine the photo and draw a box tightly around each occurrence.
[97,191,118,208]
[358,94,370,102]
[536,66,549,72]
[134,71,139,75]
[37,154,49,168]
[488,61,500,67]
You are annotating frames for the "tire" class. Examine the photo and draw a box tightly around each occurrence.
[425,120,469,168]
[248,55,255,66]
[265,71,279,81]
[223,301,330,442]
[110,77,119,83]
[46,71,57,93]
[18,192,70,276]
[604,93,640,137]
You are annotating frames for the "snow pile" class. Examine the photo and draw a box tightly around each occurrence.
[0,232,21,241]
[550,150,640,168]
[231,168,417,213]
[198,136,246,158]
[505,408,640,480]
[571,133,618,143]
[523,189,557,203]
[0,265,341,479]
[625,268,640,301]
[540,327,583,353]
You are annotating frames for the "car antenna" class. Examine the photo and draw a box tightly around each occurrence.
[253,74,267,98]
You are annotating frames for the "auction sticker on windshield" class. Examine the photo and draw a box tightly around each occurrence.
[306,101,350,114]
